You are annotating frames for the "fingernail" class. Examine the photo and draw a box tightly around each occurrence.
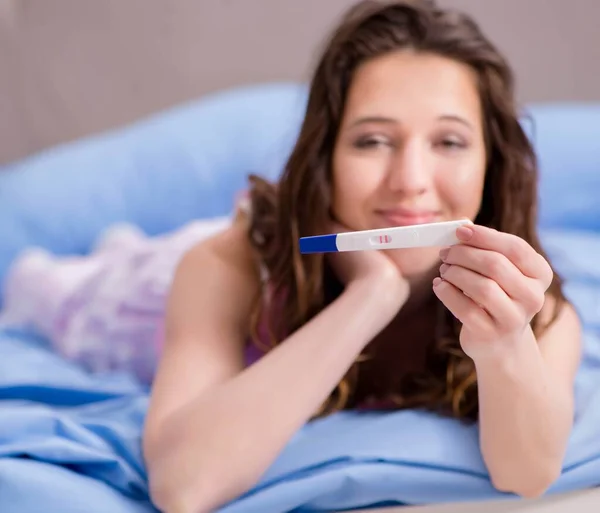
[439,263,450,276]
[439,247,450,260]
[457,226,473,241]
[433,277,443,287]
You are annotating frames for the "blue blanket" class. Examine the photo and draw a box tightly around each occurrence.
[1,228,599,512]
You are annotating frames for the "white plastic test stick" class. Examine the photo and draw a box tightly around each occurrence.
[299,219,472,254]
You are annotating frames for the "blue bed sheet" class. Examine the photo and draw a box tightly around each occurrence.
[0,228,599,513]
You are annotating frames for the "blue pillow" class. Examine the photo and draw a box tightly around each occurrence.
[525,102,600,232]
[0,82,309,293]
[0,81,598,306]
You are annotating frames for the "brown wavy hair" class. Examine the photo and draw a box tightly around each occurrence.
[245,0,567,422]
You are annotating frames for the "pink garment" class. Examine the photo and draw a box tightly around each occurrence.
[0,218,231,384]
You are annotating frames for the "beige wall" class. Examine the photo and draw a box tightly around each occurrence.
[1,0,599,164]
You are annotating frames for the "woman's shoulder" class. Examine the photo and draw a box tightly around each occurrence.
[176,183,278,297]
[165,213,264,348]
[537,291,581,339]
[182,211,259,282]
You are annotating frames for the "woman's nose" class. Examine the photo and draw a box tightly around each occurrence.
[386,140,432,196]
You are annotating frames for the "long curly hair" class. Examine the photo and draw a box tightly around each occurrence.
[245,0,567,422]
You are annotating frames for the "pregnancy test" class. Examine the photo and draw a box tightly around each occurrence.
[299,219,472,254]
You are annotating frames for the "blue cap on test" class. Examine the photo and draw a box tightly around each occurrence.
[299,234,339,254]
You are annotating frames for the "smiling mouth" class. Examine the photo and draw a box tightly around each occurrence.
[376,209,441,226]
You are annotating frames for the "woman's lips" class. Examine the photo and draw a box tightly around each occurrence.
[376,209,440,226]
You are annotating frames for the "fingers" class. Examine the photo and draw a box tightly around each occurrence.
[455,225,553,287]
[440,244,546,315]
[432,277,494,331]
[436,264,521,325]
[434,224,552,347]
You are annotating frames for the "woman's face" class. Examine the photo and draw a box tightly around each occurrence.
[331,50,487,281]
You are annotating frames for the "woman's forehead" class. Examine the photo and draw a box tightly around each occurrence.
[343,51,483,128]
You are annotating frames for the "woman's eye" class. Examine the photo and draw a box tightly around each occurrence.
[354,136,390,149]
[437,138,467,150]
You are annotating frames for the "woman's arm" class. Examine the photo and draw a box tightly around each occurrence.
[475,300,582,498]
[432,224,582,498]
[143,219,405,513]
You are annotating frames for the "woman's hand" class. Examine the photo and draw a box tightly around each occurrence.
[432,224,554,360]
[326,220,410,312]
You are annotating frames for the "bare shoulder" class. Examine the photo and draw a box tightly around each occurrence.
[181,213,260,282]
[168,214,262,337]
[538,293,582,339]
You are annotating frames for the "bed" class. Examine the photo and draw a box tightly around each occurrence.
[0,82,599,512]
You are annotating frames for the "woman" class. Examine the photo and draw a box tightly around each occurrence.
[143,1,582,511]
